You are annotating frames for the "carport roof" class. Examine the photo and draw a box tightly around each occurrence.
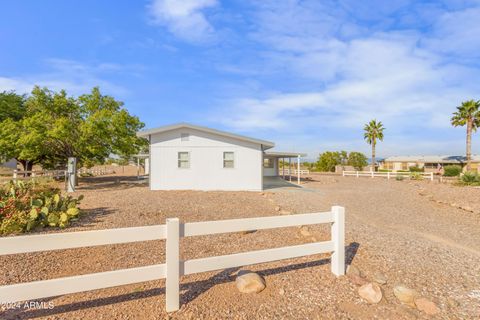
[264,151,307,158]
[137,123,275,149]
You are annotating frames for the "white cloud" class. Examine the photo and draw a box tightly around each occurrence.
[0,59,130,97]
[148,0,218,43]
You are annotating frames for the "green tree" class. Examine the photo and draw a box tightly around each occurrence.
[0,91,26,122]
[364,120,385,171]
[348,152,368,171]
[451,100,480,171]
[0,86,147,170]
[316,151,342,172]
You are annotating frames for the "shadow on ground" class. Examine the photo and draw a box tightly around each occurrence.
[76,175,148,191]
[6,242,360,319]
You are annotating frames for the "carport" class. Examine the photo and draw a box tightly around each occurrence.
[263,151,307,185]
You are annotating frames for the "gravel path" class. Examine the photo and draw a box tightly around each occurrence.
[1,175,479,319]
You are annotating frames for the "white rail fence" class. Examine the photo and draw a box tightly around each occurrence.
[13,170,66,180]
[282,168,310,175]
[78,167,115,176]
[0,207,345,313]
[342,170,434,181]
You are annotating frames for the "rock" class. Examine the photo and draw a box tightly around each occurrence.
[415,297,440,315]
[349,274,368,286]
[274,206,281,212]
[447,297,459,308]
[450,203,458,207]
[346,265,361,277]
[279,288,285,295]
[358,283,383,304]
[300,226,311,237]
[393,285,418,307]
[236,271,266,293]
[373,273,388,285]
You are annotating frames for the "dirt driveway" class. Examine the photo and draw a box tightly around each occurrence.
[1,175,479,319]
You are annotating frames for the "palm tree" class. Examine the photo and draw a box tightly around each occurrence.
[364,119,385,171]
[451,100,480,171]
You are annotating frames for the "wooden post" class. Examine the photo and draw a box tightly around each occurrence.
[166,218,180,312]
[331,206,345,276]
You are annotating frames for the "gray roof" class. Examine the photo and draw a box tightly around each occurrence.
[383,155,480,163]
[137,123,275,149]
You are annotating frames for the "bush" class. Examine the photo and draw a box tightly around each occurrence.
[0,180,83,235]
[395,175,405,181]
[378,169,392,172]
[409,166,424,172]
[409,172,424,180]
[460,171,480,185]
[443,165,462,177]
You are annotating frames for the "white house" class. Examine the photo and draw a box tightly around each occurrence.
[137,123,305,191]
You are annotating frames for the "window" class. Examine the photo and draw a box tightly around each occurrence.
[263,158,274,168]
[181,133,189,141]
[178,152,190,168]
[223,152,234,168]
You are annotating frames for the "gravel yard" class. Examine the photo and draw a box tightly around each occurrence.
[1,174,480,319]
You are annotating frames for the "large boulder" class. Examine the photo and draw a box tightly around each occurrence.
[236,271,266,293]
[393,285,417,307]
[358,283,383,304]
[415,297,440,315]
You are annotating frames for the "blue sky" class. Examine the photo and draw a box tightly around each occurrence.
[1,0,480,158]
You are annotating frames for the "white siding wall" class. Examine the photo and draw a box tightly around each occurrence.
[149,128,263,191]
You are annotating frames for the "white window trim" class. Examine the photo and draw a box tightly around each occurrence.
[178,152,190,169]
[223,151,235,169]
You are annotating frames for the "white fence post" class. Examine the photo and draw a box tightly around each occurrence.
[371,171,374,178]
[166,218,180,312]
[13,170,17,180]
[356,171,359,178]
[387,171,390,180]
[331,206,345,276]
[430,172,433,181]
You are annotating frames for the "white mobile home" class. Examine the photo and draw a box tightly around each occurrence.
[137,123,305,191]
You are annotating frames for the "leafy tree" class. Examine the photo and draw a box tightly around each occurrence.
[0,86,147,170]
[0,91,26,122]
[451,100,480,171]
[316,151,342,172]
[364,119,385,171]
[348,152,368,171]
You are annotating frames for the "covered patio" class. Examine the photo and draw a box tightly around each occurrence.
[263,151,307,185]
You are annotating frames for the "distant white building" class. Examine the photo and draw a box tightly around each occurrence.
[379,155,480,172]
[137,123,305,191]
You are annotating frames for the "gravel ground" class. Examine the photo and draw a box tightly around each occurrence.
[1,174,480,319]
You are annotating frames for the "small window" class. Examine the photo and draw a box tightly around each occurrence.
[181,133,189,141]
[178,152,190,168]
[223,152,234,168]
[263,158,274,168]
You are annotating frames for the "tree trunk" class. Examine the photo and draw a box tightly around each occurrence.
[466,120,472,171]
[372,141,376,172]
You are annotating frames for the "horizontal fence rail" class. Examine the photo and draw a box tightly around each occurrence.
[342,170,434,181]
[0,207,345,313]
[13,170,66,180]
[282,168,310,175]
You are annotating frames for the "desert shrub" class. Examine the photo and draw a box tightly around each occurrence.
[460,171,480,185]
[443,165,462,177]
[0,180,83,235]
[395,175,405,181]
[409,172,424,180]
[409,166,424,172]
[378,169,392,172]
